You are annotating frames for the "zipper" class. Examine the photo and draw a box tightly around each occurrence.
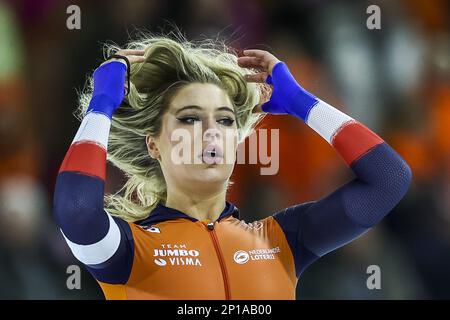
[205,222,231,300]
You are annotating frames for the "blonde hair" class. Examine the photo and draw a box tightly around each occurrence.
[76,30,268,222]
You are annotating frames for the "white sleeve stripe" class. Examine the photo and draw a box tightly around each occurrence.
[306,99,354,144]
[61,212,121,266]
[72,112,111,150]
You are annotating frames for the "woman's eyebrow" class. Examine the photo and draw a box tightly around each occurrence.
[216,106,235,114]
[175,105,203,115]
[174,105,235,115]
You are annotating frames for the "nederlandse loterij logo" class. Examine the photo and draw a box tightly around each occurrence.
[153,244,202,267]
[233,247,281,264]
[234,251,250,264]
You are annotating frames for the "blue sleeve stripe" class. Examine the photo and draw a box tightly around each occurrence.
[53,171,109,245]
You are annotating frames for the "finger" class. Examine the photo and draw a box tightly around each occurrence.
[245,72,269,83]
[101,55,145,68]
[238,56,266,69]
[243,50,280,73]
[116,49,145,56]
[243,49,268,59]
[127,55,146,64]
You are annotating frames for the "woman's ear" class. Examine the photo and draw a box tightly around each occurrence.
[146,134,160,160]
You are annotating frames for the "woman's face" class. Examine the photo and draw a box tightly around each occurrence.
[147,83,238,195]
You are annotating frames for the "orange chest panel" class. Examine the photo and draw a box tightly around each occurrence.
[99,216,297,300]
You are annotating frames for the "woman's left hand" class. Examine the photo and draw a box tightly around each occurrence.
[237,49,281,113]
[237,49,281,83]
[238,49,318,120]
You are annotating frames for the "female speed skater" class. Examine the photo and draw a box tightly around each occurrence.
[53,33,412,299]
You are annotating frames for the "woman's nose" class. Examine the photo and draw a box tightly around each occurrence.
[204,127,222,141]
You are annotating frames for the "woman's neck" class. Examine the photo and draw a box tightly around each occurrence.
[165,189,228,222]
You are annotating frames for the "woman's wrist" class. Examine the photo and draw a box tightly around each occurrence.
[262,61,319,121]
[88,61,127,118]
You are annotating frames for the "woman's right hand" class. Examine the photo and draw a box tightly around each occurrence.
[88,49,145,118]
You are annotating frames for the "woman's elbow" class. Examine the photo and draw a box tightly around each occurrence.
[393,156,413,201]
[349,150,413,228]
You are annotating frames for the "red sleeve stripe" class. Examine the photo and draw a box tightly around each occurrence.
[59,141,107,180]
[331,121,384,165]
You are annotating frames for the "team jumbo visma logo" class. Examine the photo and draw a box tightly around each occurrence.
[233,251,250,264]
[153,244,202,267]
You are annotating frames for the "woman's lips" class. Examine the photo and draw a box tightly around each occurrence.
[199,144,224,165]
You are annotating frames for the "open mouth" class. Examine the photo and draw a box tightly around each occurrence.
[199,145,224,165]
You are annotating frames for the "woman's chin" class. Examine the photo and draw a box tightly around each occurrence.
[191,164,231,183]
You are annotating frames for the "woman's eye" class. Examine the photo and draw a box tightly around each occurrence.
[177,116,200,124]
[218,118,235,126]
